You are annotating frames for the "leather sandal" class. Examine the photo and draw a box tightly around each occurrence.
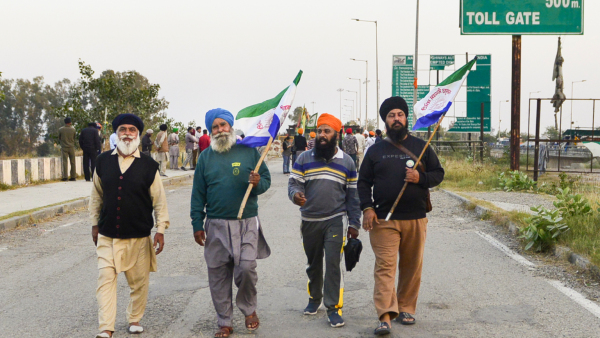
[214,326,233,338]
[245,311,260,331]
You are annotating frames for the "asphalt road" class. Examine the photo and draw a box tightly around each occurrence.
[1,161,600,337]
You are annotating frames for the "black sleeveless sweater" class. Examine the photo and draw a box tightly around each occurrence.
[95,151,159,239]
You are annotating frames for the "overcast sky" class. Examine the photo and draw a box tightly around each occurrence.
[2,0,598,134]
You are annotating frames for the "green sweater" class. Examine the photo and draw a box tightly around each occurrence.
[190,144,271,232]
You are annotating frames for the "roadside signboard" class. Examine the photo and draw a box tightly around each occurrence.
[460,0,584,35]
[448,55,492,133]
[430,55,455,70]
[392,55,429,129]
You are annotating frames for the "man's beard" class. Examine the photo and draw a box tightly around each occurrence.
[210,131,237,153]
[117,135,140,156]
[314,134,337,160]
[386,121,409,143]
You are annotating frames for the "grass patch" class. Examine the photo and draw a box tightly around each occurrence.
[439,157,504,191]
[443,156,600,266]
[0,197,84,222]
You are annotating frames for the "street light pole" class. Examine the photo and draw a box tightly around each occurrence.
[310,101,316,115]
[337,88,344,123]
[352,18,379,129]
[348,78,361,125]
[413,0,420,126]
[344,99,354,120]
[346,90,358,121]
[498,100,509,136]
[351,58,368,130]
[571,80,586,129]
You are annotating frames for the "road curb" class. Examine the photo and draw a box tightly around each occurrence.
[440,189,600,279]
[0,173,194,233]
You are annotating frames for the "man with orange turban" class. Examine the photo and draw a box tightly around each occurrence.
[365,131,376,154]
[288,113,360,328]
[308,131,316,150]
[292,128,307,165]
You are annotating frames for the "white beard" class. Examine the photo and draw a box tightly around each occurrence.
[210,131,237,153]
[117,135,141,156]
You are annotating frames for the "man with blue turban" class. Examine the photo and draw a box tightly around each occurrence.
[190,108,271,338]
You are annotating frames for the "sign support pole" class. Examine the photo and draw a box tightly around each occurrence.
[413,0,420,124]
[480,102,484,162]
[510,35,521,171]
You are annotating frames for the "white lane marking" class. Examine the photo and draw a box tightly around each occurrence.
[548,280,600,319]
[475,231,536,267]
[44,222,76,233]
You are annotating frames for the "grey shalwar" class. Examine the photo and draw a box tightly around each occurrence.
[204,217,270,327]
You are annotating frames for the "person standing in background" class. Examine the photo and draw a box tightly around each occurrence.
[154,124,169,177]
[375,129,383,143]
[109,131,118,150]
[307,131,316,150]
[193,127,202,168]
[141,129,154,156]
[282,136,292,174]
[293,128,307,164]
[198,129,211,153]
[168,128,180,170]
[79,122,102,182]
[181,127,197,171]
[341,128,358,166]
[355,130,365,169]
[365,131,376,154]
[58,117,77,182]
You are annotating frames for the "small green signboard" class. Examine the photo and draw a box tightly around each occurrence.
[430,55,455,70]
[392,55,429,129]
[448,55,492,133]
[460,0,584,35]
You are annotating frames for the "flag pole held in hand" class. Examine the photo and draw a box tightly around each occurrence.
[385,117,444,221]
[237,137,273,219]
[385,58,477,221]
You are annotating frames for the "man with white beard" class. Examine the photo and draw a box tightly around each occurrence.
[90,114,170,338]
[190,108,271,338]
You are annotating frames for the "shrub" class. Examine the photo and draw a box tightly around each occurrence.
[497,170,537,192]
[521,206,569,252]
[553,188,592,217]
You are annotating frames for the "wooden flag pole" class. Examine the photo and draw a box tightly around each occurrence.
[237,137,274,219]
[385,115,445,221]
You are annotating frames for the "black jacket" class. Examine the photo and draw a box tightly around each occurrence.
[79,127,101,152]
[142,134,153,152]
[294,135,307,152]
[358,135,444,220]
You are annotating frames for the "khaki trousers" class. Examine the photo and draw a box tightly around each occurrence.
[96,235,154,332]
[61,147,76,179]
[369,218,427,320]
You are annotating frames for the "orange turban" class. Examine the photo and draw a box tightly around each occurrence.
[309,131,316,138]
[317,113,342,132]
[297,128,304,135]
[369,131,375,136]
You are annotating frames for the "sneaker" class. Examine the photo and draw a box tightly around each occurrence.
[303,301,321,315]
[180,166,187,171]
[327,311,345,327]
[69,178,76,181]
[61,178,68,182]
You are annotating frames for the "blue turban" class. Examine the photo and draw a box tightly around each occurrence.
[205,108,234,132]
[112,113,144,134]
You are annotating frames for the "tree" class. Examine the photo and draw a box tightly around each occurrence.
[287,106,304,127]
[543,126,560,140]
[53,60,170,138]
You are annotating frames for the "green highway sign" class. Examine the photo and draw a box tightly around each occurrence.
[392,55,429,129]
[449,55,492,133]
[460,0,584,35]
[430,55,455,70]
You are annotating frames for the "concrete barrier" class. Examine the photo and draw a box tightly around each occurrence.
[0,156,84,186]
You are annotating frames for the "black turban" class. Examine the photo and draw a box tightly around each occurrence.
[64,117,72,124]
[379,96,409,121]
[112,113,144,134]
[159,124,167,131]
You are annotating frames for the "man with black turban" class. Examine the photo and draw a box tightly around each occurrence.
[191,108,271,338]
[90,113,170,338]
[358,97,445,335]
